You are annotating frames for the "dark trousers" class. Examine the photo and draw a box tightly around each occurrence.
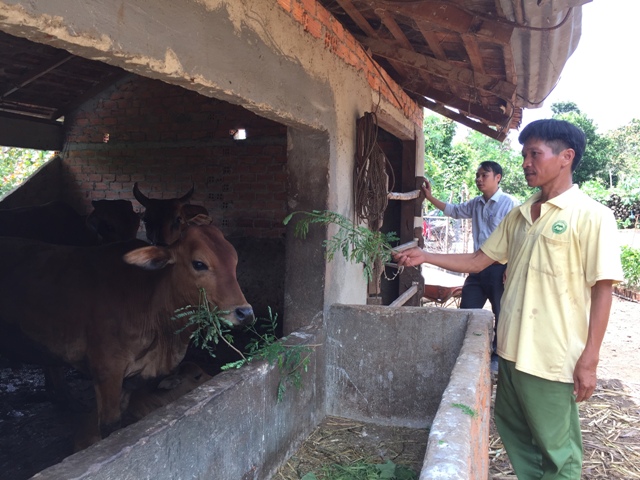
[460,263,506,353]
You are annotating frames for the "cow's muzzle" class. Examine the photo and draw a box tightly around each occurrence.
[234,306,255,326]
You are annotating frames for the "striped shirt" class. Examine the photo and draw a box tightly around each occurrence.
[443,188,520,250]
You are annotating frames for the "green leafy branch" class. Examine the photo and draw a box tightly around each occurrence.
[172,288,242,358]
[222,307,316,402]
[621,245,640,288]
[283,210,399,282]
[174,294,315,402]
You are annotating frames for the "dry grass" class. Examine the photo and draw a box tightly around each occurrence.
[489,379,640,479]
[273,416,428,479]
[270,381,639,479]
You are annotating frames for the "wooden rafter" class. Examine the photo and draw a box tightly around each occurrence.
[461,33,492,111]
[371,1,513,44]
[415,23,470,113]
[404,81,507,126]
[1,53,74,99]
[417,26,447,61]
[335,0,378,37]
[375,8,436,88]
[356,35,516,102]
[412,93,507,141]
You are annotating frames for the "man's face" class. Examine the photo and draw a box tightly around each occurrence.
[521,138,570,188]
[475,167,500,195]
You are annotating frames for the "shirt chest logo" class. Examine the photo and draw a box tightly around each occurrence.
[551,220,568,234]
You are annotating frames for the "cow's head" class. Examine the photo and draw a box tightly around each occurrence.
[133,183,208,246]
[86,199,141,243]
[122,223,254,326]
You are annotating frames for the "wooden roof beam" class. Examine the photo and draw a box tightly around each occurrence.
[335,0,378,37]
[404,81,507,126]
[460,33,492,111]
[371,1,513,44]
[1,53,74,99]
[413,94,508,141]
[417,27,447,61]
[375,9,436,88]
[334,1,430,90]
[356,35,516,102]
[416,23,470,113]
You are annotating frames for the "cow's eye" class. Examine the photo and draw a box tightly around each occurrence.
[192,261,208,271]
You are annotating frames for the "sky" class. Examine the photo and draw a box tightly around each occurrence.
[517,0,638,136]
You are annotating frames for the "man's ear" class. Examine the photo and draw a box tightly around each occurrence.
[495,173,502,184]
[561,148,575,168]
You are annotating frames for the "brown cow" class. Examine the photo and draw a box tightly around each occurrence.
[133,182,209,245]
[0,199,142,408]
[0,222,253,438]
[73,361,212,451]
[85,199,141,243]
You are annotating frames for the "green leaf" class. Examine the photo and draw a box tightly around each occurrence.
[281,210,398,283]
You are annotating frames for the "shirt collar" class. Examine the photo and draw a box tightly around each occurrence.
[482,187,503,204]
[546,184,580,209]
[518,185,580,223]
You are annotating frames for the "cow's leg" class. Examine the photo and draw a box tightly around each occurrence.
[44,366,90,412]
[92,370,125,438]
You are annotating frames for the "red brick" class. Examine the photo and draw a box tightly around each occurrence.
[300,0,316,16]
[317,4,331,28]
[291,1,304,24]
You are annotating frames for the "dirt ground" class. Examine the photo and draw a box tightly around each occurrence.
[596,295,640,396]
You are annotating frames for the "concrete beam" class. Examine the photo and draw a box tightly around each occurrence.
[0,113,63,150]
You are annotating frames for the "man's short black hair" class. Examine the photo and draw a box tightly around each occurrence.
[478,161,503,178]
[518,119,586,172]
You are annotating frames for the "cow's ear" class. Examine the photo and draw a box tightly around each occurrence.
[186,214,213,226]
[123,246,175,270]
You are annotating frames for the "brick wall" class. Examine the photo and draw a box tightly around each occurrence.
[62,76,288,239]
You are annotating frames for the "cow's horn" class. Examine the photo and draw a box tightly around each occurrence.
[178,184,195,204]
[133,182,150,207]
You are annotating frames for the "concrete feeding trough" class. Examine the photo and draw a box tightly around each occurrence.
[33,305,493,480]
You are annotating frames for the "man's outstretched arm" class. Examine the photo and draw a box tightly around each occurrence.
[393,247,495,274]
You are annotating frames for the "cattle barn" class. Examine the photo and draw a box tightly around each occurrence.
[0,0,585,478]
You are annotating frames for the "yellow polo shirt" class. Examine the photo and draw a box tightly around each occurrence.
[481,185,624,383]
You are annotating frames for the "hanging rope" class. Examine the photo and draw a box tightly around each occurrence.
[354,112,394,231]
[354,112,397,293]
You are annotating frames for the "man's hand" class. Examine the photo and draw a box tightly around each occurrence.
[393,247,427,268]
[422,179,433,200]
[573,351,599,402]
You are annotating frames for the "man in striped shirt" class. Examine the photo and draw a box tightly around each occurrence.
[423,161,519,367]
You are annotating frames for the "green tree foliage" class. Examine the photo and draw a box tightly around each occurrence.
[550,102,613,186]
[422,108,640,226]
[607,119,640,186]
[620,246,640,288]
[455,130,534,202]
[0,147,51,197]
[423,115,458,204]
[423,114,532,204]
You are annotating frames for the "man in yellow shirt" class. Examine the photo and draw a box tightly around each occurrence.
[394,119,624,479]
